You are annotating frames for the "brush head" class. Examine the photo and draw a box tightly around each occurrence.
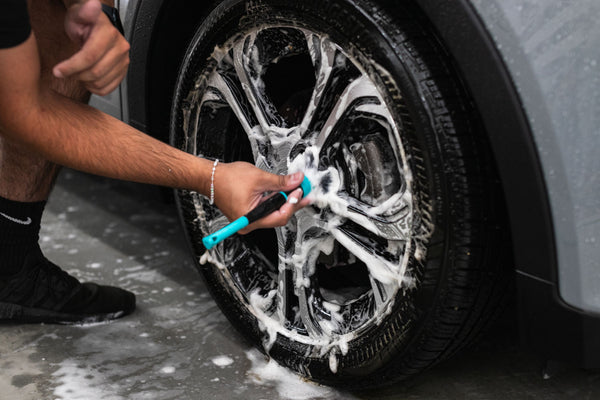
[300,176,312,198]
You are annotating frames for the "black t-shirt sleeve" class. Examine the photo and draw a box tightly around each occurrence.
[0,0,31,49]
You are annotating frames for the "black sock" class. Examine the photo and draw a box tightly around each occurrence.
[0,195,46,276]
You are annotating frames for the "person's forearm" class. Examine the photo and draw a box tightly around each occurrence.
[22,89,212,195]
[1,27,307,230]
[0,31,211,197]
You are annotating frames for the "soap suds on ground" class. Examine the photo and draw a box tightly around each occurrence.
[245,350,356,400]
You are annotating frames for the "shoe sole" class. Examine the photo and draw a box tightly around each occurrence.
[0,301,132,325]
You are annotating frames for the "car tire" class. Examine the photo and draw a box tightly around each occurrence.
[170,0,510,388]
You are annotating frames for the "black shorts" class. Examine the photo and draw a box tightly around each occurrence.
[0,0,31,49]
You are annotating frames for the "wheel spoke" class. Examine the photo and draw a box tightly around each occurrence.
[274,265,296,328]
[369,275,393,310]
[205,60,270,168]
[342,190,413,241]
[310,181,412,242]
[312,74,381,152]
[298,33,337,135]
[297,286,325,337]
[281,210,340,338]
[331,225,407,287]
[232,34,286,131]
[205,74,256,136]
[299,33,371,149]
[296,266,342,338]
[274,225,299,329]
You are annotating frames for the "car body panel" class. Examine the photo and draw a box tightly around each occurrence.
[469,0,600,314]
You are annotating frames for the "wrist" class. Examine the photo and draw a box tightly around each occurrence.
[209,159,219,205]
[195,157,220,199]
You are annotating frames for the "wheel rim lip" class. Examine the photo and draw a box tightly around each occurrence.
[184,24,418,347]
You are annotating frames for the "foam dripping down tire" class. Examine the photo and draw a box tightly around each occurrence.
[170,0,510,388]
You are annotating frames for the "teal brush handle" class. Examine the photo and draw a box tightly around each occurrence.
[202,216,248,249]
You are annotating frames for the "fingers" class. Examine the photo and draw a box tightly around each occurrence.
[53,12,130,96]
[270,171,304,192]
[239,188,311,234]
[70,1,102,26]
[211,162,310,234]
[242,171,308,232]
[77,43,129,94]
[62,1,102,44]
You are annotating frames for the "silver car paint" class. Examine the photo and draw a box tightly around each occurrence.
[90,0,600,313]
[470,0,600,313]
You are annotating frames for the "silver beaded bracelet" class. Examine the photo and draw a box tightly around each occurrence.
[209,159,219,205]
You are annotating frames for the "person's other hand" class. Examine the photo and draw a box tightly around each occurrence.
[213,162,311,233]
[53,0,130,96]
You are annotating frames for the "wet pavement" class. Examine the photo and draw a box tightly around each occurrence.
[1,170,599,399]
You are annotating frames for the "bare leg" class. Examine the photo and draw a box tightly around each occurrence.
[0,0,136,324]
[0,0,90,202]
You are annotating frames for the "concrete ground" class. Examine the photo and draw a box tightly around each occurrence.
[1,170,599,400]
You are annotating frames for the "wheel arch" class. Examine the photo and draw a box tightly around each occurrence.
[403,0,557,281]
[126,0,217,140]
[404,0,600,368]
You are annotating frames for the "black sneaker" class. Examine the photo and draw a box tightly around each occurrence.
[0,248,135,324]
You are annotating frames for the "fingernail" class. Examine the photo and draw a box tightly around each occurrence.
[291,171,303,183]
[288,196,299,205]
